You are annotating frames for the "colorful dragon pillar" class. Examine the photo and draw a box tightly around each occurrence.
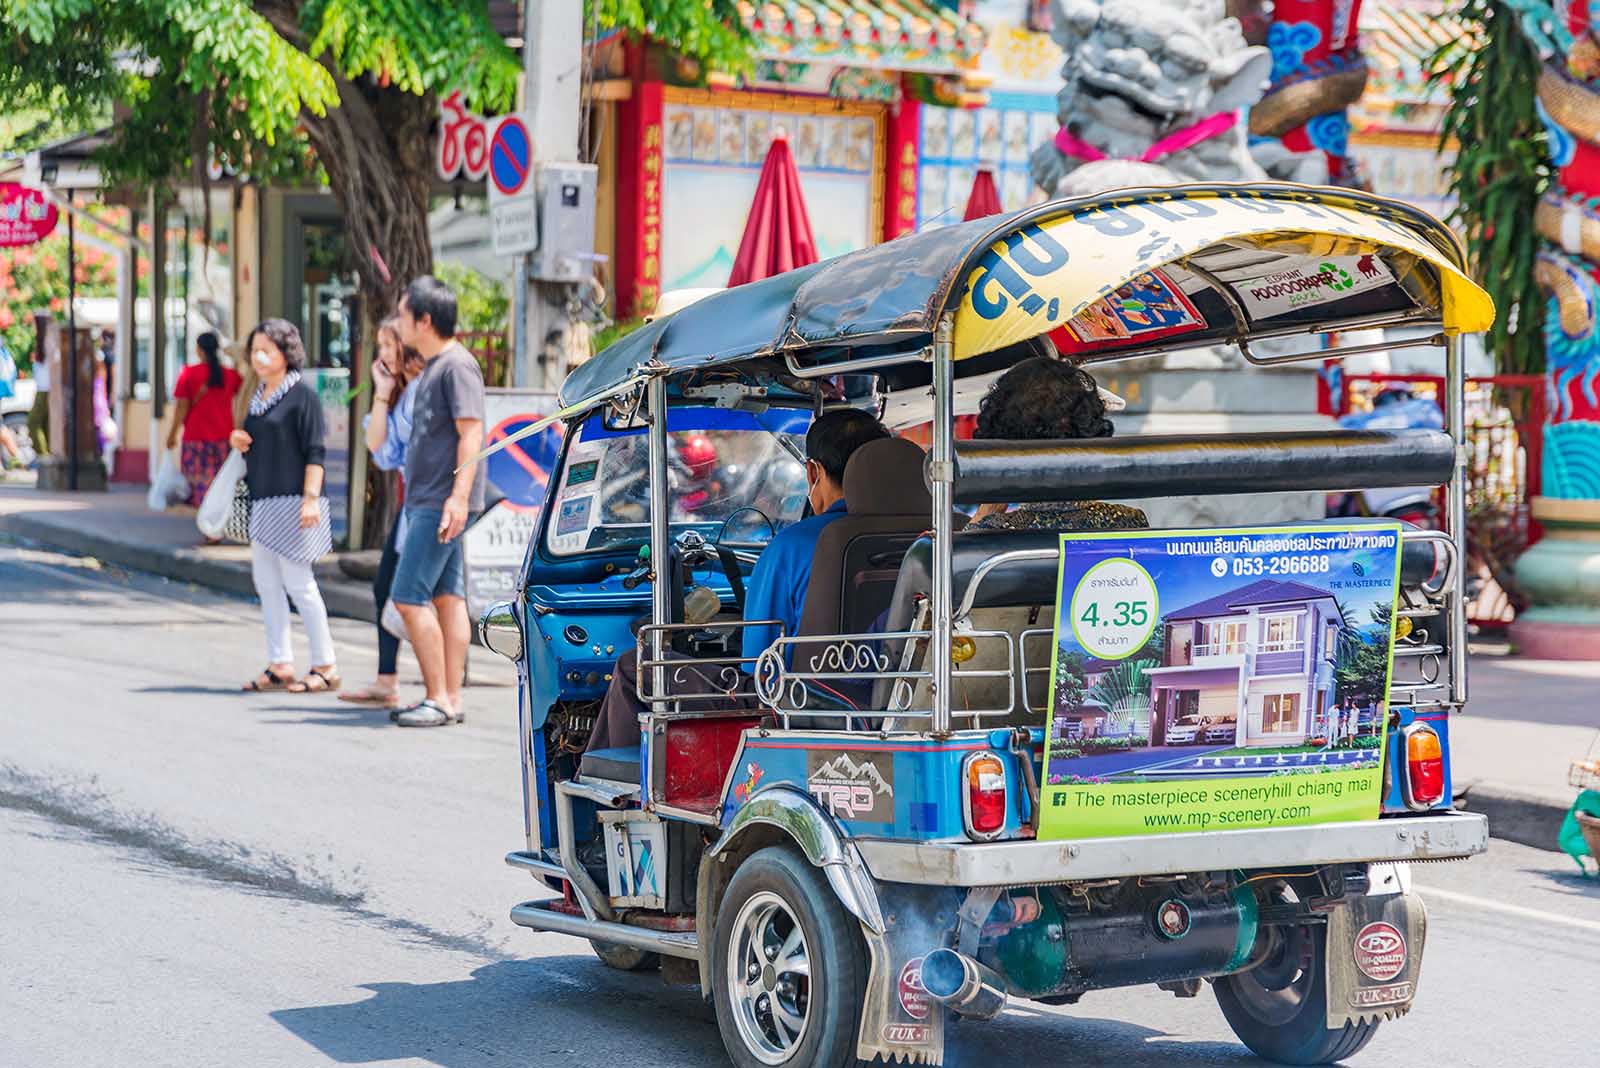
[1507,0,1600,657]
[1235,0,1369,184]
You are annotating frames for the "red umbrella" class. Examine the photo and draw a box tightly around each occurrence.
[962,167,1003,221]
[727,133,818,286]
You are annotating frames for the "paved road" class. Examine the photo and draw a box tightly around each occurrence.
[3,542,1597,1068]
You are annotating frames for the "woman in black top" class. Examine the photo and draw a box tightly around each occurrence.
[230,319,340,694]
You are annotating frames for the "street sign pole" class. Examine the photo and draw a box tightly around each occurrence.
[519,0,583,390]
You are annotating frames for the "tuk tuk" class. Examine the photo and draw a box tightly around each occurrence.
[478,182,1492,1068]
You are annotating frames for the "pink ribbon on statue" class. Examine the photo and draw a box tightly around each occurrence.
[1053,111,1241,165]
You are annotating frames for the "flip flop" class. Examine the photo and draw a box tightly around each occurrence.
[244,667,294,692]
[288,668,342,694]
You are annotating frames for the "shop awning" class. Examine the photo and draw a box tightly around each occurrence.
[739,0,986,75]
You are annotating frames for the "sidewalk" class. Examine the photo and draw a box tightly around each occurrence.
[0,477,379,621]
[2,474,1592,850]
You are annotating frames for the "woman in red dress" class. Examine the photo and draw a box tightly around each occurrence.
[167,331,243,510]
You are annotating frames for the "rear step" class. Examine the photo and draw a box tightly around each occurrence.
[509,899,700,959]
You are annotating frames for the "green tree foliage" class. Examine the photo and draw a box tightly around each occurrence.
[592,0,756,74]
[434,261,509,335]
[1086,658,1155,732]
[1335,602,1395,705]
[1054,648,1087,716]
[1428,0,1550,374]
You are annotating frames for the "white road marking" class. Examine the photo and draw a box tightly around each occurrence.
[1423,886,1600,934]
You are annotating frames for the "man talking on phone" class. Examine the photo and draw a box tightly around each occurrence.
[391,275,486,727]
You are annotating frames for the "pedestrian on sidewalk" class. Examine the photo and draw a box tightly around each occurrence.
[167,331,243,509]
[93,328,116,457]
[339,316,424,711]
[0,339,24,469]
[25,340,49,460]
[230,318,341,695]
[390,276,485,728]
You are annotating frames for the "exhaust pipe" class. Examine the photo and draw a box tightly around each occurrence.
[920,948,1007,1020]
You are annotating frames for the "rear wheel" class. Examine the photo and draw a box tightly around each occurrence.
[1215,921,1379,1065]
[712,846,866,1068]
[589,940,661,971]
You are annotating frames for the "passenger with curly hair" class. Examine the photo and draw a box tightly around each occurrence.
[967,355,1149,532]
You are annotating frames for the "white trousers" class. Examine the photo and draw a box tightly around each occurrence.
[250,541,336,667]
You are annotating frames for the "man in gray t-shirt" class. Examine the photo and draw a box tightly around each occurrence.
[390,275,487,728]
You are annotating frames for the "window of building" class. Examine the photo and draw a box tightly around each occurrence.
[1199,619,1246,655]
[1262,614,1302,652]
[1262,692,1301,734]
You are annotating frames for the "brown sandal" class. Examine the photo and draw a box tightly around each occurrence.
[244,667,294,692]
[288,667,342,694]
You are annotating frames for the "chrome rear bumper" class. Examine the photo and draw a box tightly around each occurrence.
[852,812,1488,887]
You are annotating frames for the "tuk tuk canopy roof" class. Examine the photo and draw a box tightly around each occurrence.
[560,183,1493,409]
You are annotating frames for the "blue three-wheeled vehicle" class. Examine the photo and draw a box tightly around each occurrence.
[479,183,1492,1067]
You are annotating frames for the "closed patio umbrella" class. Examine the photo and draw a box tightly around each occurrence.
[727,133,818,286]
[962,166,1003,221]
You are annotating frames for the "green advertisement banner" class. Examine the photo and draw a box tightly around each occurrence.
[1038,524,1404,841]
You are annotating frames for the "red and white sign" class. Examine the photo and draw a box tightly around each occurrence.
[1353,921,1408,983]
[436,90,492,182]
[0,183,59,247]
[897,957,930,1021]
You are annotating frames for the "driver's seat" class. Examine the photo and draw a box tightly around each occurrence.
[792,437,947,665]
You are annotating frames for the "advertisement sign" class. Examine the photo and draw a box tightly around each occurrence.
[1233,254,1396,319]
[463,389,562,620]
[1038,523,1403,841]
[0,183,59,247]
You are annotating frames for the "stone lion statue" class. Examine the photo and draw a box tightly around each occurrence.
[1029,0,1279,198]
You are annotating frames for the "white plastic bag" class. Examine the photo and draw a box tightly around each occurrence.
[381,597,436,645]
[147,449,188,511]
[197,449,247,538]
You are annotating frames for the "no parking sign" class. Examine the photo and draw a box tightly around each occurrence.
[488,112,540,256]
[464,389,563,619]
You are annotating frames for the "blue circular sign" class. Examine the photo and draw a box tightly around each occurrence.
[486,415,563,509]
[489,118,531,197]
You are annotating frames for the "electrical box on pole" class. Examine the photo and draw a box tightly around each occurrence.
[531,163,597,283]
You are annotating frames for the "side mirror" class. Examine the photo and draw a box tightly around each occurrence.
[479,600,523,661]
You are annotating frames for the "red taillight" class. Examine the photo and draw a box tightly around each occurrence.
[1405,726,1444,807]
[964,753,1007,838]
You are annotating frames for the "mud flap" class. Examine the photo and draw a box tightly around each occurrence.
[856,885,959,1066]
[1325,889,1428,1028]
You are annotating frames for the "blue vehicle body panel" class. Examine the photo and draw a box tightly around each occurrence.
[720,731,1028,841]
[1380,707,1453,813]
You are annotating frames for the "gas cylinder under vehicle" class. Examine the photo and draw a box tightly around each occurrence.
[974,880,1259,999]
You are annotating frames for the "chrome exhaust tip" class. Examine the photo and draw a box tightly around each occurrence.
[920,947,1007,1020]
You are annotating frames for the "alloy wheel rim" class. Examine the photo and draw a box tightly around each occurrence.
[1232,923,1315,1026]
[726,890,812,1064]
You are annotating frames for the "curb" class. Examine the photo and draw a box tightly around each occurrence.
[0,511,378,623]
[1456,783,1572,852]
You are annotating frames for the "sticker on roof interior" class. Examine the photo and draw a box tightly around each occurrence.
[1060,269,1205,350]
[1235,254,1395,319]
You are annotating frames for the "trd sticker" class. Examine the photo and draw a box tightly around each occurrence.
[806,750,894,822]
[1353,921,1407,982]
[1351,981,1413,1008]
[897,957,929,1021]
[882,1024,931,1045]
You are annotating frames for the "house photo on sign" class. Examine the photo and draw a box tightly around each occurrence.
[1039,524,1404,841]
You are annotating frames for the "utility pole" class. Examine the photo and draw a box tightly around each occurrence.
[517,0,585,390]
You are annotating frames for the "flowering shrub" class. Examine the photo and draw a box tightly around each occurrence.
[1,217,119,370]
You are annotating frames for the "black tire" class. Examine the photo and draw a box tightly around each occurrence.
[590,940,661,971]
[712,845,866,1068]
[1215,922,1380,1065]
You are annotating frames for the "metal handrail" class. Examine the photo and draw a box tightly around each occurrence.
[954,548,1059,621]
[633,620,780,708]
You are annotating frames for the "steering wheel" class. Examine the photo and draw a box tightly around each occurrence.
[712,508,776,615]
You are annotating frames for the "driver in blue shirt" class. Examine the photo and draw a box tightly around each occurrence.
[582,408,890,760]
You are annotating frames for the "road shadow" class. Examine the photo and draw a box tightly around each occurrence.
[1526,864,1600,895]
[271,957,719,1068]
[254,703,397,729]
[273,957,1275,1068]
[133,684,252,696]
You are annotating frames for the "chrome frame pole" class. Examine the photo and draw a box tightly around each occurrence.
[929,315,956,736]
[1444,335,1469,705]
[647,374,671,710]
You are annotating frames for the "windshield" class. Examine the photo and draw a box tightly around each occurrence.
[546,405,812,557]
